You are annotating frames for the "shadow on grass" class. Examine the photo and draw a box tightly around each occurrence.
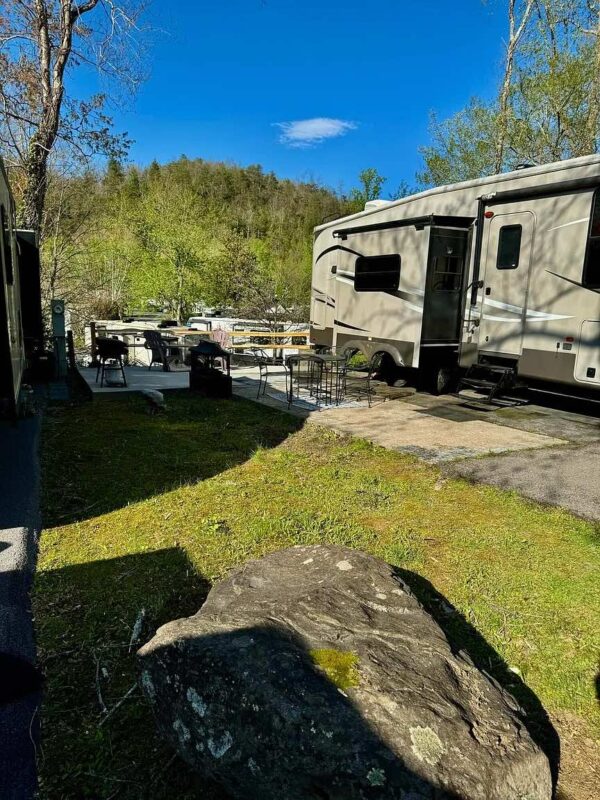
[34,546,228,799]
[34,544,556,798]
[395,568,560,791]
[42,391,303,527]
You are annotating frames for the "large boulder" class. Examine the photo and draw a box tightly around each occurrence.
[138,545,552,799]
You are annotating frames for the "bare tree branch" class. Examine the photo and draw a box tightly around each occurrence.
[0,0,147,231]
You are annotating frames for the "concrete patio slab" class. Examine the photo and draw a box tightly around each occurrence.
[311,399,567,463]
[407,393,600,445]
[81,365,190,394]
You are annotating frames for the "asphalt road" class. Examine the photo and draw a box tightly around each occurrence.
[0,414,41,800]
[447,441,600,522]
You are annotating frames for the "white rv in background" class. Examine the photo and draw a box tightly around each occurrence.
[310,154,600,400]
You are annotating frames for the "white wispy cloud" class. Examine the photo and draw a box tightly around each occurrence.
[275,117,357,148]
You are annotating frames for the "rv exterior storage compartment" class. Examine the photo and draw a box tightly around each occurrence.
[575,320,600,385]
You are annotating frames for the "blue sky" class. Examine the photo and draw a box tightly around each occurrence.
[89,0,508,195]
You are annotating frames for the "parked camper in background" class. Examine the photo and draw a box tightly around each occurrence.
[0,159,43,416]
[310,154,600,401]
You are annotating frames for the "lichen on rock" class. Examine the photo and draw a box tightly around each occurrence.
[410,725,445,766]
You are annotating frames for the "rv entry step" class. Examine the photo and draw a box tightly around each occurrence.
[456,364,527,408]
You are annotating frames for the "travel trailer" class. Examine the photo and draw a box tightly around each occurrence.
[310,154,600,401]
[0,159,25,416]
[0,159,42,416]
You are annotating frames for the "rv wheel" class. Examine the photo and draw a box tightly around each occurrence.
[428,366,456,395]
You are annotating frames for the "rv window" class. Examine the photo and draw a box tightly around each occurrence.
[354,254,400,292]
[497,225,522,270]
[583,191,600,288]
[0,205,13,285]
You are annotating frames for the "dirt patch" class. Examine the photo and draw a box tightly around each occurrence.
[554,713,600,800]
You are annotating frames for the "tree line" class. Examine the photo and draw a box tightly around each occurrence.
[42,157,358,329]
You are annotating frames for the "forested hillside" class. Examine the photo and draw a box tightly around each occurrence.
[41,157,353,330]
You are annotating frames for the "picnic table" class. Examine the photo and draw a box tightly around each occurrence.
[229,330,311,358]
[229,330,310,338]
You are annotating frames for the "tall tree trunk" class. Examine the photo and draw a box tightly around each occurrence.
[16,0,100,233]
[585,9,600,153]
[19,145,48,231]
[495,0,536,173]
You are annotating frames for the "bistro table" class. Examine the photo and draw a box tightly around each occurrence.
[285,352,348,407]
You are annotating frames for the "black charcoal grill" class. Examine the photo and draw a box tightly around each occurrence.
[189,340,232,398]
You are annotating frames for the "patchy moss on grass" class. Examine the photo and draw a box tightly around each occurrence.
[34,392,600,798]
[310,649,360,691]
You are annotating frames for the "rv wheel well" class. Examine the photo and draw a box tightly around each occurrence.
[373,351,401,386]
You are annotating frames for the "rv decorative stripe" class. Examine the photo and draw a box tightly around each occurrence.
[315,244,363,265]
[544,269,600,295]
[470,297,574,322]
[384,289,424,313]
[314,297,335,308]
[334,320,369,332]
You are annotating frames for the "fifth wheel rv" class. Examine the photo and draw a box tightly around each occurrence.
[310,154,600,401]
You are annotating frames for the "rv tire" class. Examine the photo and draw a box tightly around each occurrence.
[426,365,456,396]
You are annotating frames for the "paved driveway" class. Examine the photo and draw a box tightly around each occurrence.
[446,441,600,522]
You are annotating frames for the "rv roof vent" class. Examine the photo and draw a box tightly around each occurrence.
[364,199,392,211]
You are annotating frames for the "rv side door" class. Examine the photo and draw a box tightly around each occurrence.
[478,211,535,358]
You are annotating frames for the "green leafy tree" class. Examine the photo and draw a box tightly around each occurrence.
[388,180,417,201]
[130,180,210,323]
[349,168,386,211]
[418,101,500,186]
[417,0,600,187]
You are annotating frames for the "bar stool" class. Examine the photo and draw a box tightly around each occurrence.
[96,337,128,387]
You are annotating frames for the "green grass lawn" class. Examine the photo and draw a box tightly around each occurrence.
[35,392,600,799]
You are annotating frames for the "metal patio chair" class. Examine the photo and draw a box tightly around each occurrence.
[143,330,180,372]
[252,348,290,400]
[286,354,324,407]
[341,352,385,407]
